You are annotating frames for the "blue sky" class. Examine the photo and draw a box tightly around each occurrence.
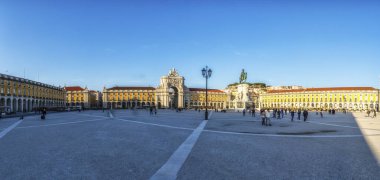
[1,0,379,90]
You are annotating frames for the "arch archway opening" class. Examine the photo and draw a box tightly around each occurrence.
[169,87,179,109]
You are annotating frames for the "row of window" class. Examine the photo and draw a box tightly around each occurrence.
[1,87,64,99]
[264,93,377,99]
[263,99,376,103]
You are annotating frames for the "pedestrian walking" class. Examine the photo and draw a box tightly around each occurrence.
[373,109,376,118]
[41,108,47,120]
[154,108,157,115]
[149,107,153,115]
[243,109,246,116]
[303,109,308,122]
[260,110,266,126]
[297,109,301,120]
[320,110,323,118]
[265,110,271,126]
[281,109,284,119]
[290,109,295,122]
[252,109,256,117]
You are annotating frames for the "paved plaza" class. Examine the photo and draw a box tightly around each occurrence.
[0,109,380,179]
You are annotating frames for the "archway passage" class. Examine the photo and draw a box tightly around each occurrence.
[169,87,179,109]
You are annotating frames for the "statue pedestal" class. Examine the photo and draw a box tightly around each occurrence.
[233,84,253,111]
[237,84,249,102]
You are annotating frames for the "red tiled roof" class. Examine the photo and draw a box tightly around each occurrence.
[305,87,376,91]
[64,86,85,91]
[268,87,377,94]
[267,89,305,93]
[189,88,225,93]
[107,86,155,91]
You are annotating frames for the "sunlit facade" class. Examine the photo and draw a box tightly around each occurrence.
[102,69,230,109]
[103,87,156,109]
[187,88,227,109]
[260,87,379,111]
[0,73,65,113]
[64,86,99,108]
[101,69,380,111]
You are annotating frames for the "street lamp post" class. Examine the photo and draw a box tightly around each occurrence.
[377,88,379,112]
[202,66,212,120]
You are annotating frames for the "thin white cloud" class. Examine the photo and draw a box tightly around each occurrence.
[233,51,248,56]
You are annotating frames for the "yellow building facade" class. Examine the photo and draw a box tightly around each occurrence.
[0,73,65,113]
[64,86,99,109]
[101,69,380,111]
[188,88,227,109]
[102,86,228,109]
[102,69,229,109]
[260,87,379,111]
[103,87,156,108]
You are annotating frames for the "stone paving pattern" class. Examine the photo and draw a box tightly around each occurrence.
[0,109,379,179]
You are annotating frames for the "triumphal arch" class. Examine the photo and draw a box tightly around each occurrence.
[155,68,187,108]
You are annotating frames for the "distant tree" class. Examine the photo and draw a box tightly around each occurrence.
[252,83,267,88]
[227,82,267,88]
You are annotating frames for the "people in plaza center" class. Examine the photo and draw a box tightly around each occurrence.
[372,109,376,118]
[290,109,295,121]
[265,109,271,126]
[149,107,153,115]
[252,108,256,117]
[297,109,301,120]
[243,109,246,116]
[303,109,308,121]
[281,109,284,119]
[41,108,47,120]
[260,109,266,126]
[320,109,323,118]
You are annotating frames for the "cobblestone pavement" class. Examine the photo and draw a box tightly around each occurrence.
[0,109,379,179]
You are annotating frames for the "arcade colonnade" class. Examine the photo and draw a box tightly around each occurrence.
[187,88,227,109]
[102,87,157,109]
[0,96,65,112]
[102,69,229,110]
[0,73,66,113]
[260,87,379,111]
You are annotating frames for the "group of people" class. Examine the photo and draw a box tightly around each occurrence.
[259,109,272,126]
[242,109,256,117]
[289,109,310,121]
[262,108,311,122]
[149,107,158,115]
[249,108,320,126]
[366,109,377,118]
[328,109,336,114]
